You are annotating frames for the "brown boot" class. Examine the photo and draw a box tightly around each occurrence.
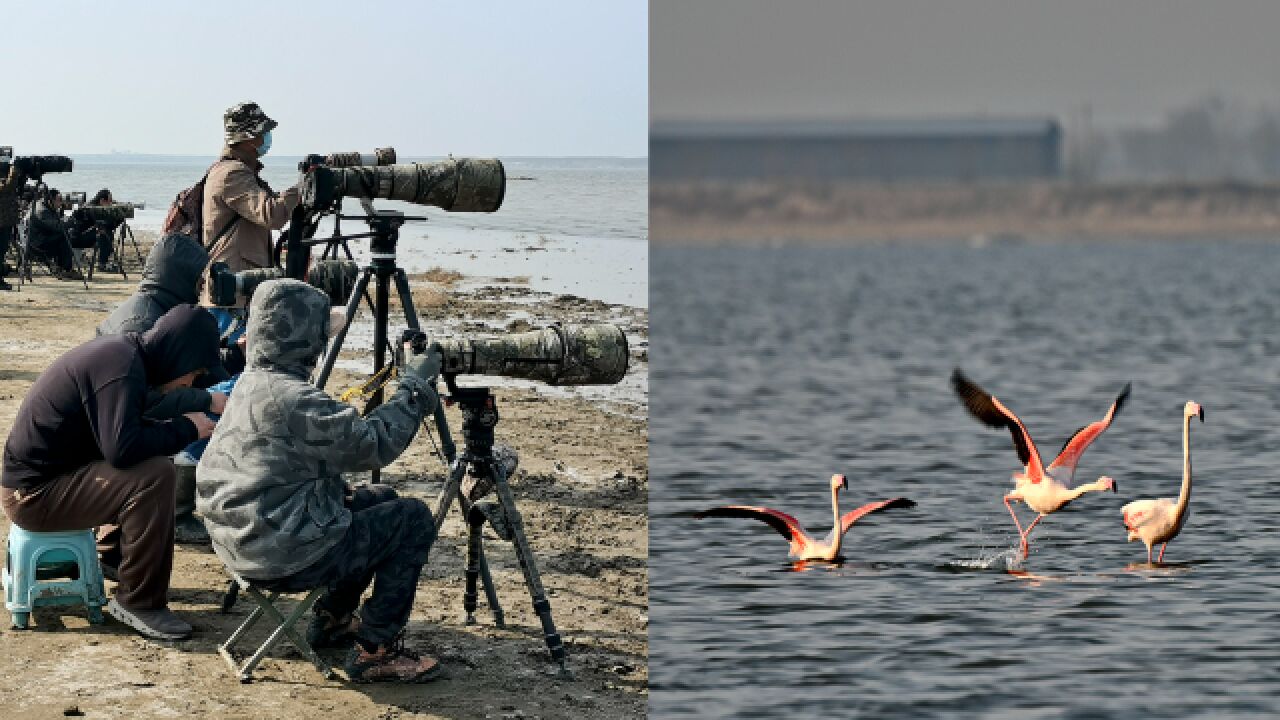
[344,634,444,683]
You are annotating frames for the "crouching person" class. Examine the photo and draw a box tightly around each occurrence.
[197,279,444,683]
[1,305,221,640]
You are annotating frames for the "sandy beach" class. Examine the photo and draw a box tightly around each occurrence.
[652,179,1280,243]
[0,235,648,719]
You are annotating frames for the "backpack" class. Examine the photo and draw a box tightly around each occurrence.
[162,162,240,247]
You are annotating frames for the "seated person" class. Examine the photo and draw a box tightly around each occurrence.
[25,188,80,280]
[67,188,118,271]
[1,305,221,640]
[198,279,444,682]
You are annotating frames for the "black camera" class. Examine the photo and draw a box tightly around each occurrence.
[207,259,358,307]
[13,155,73,178]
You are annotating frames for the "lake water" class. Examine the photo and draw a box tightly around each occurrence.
[649,239,1280,718]
[51,155,647,307]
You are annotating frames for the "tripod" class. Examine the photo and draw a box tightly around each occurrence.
[304,209,569,673]
[313,211,456,485]
[86,220,143,281]
[431,384,570,676]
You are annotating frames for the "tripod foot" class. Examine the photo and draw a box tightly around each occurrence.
[493,609,506,629]
[464,612,477,626]
[548,661,573,679]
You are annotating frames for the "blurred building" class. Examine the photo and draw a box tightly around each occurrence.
[650,117,1061,181]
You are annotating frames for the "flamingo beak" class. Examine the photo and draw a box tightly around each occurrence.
[1198,406,1205,423]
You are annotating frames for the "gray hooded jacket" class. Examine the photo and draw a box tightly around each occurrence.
[196,279,434,579]
[98,233,208,336]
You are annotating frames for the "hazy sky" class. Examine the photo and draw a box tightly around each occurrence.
[652,0,1280,126]
[1,1,646,156]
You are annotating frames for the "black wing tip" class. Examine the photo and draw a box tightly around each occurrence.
[887,497,917,510]
[1115,382,1132,410]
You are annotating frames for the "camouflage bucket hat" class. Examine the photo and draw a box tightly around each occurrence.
[224,101,278,145]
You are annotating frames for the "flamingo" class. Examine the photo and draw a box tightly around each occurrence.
[694,474,915,562]
[1122,402,1204,564]
[951,369,1128,558]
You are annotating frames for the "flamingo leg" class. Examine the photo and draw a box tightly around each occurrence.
[1019,515,1045,558]
[1003,495,1029,557]
[1157,543,1167,563]
[1146,545,1153,564]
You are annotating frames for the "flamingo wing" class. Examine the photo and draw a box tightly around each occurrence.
[1048,382,1131,485]
[837,497,917,537]
[694,505,812,543]
[951,369,1045,479]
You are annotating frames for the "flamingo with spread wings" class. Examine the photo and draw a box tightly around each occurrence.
[952,369,1129,558]
[694,474,916,562]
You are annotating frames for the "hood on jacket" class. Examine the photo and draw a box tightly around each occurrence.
[137,304,223,386]
[139,233,209,305]
[245,279,331,377]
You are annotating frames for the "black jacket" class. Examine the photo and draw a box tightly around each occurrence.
[26,199,65,251]
[2,305,222,491]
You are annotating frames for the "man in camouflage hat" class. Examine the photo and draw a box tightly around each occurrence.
[200,101,302,339]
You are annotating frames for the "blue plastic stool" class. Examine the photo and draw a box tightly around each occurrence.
[3,526,106,629]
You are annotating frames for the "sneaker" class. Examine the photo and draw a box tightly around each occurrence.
[106,599,192,640]
[174,515,211,546]
[56,268,84,281]
[306,607,360,649]
[344,634,445,683]
[0,277,10,291]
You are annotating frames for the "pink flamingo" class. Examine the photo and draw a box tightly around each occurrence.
[1122,402,1204,564]
[694,474,915,562]
[952,369,1128,558]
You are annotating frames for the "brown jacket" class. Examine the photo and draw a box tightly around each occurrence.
[200,144,300,307]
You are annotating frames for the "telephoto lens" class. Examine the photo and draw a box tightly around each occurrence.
[306,158,506,213]
[435,324,629,386]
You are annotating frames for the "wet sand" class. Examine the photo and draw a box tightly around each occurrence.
[0,235,648,719]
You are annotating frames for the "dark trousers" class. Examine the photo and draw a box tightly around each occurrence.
[1,457,177,610]
[258,485,436,647]
[0,225,14,274]
[30,233,74,272]
[69,227,112,266]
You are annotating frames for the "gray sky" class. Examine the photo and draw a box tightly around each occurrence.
[652,0,1280,126]
[1,0,646,157]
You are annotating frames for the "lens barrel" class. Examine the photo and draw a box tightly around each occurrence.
[436,324,628,386]
[320,158,506,212]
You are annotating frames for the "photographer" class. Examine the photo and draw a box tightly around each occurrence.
[0,161,25,291]
[26,188,81,281]
[200,101,301,341]
[98,232,234,545]
[2,305,222,640]
[68,188,118,272]
[198,279,445,683]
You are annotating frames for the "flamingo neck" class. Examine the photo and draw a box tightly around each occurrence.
[829,485,842,558]
[1173,413,1193,521]
[1067,478,1108,501]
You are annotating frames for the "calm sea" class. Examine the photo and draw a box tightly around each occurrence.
[650,239,1280,718]
[54,155,647,307]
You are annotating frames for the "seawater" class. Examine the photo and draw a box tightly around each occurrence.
[56,155,647,307]
[650,240,1280,718]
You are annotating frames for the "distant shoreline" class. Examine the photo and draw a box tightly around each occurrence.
[651,179,1280,243]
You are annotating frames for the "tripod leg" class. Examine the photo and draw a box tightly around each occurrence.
[314,268,373,389]
[66,235,89,289]
[463,509,484,625]
[393,268,457,464]
[475,536,504,628]
[491,463,569,674]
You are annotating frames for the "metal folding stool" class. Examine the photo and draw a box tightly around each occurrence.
[216,569,334,683]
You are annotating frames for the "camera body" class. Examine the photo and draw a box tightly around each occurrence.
[207,259,358,307]
[63,191,88,207]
